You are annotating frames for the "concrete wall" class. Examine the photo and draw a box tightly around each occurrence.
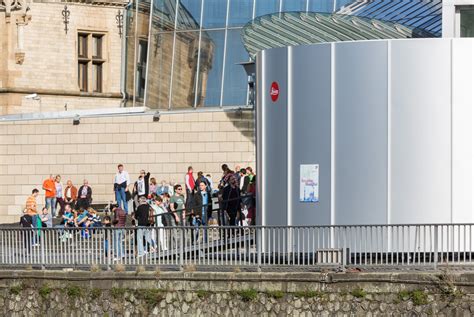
[0,270,474,316]
[0,110,255,223]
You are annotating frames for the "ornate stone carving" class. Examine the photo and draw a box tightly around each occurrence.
[1,0,29,17]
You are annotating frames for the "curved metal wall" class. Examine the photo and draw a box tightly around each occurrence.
[257,38,474,226]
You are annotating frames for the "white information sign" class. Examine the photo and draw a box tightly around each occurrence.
[299,164,319,202]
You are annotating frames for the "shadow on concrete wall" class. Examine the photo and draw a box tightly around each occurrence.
[226,110,255,145]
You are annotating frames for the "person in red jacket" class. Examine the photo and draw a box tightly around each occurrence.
[185,166,195,216]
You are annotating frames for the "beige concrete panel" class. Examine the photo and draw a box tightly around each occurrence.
[219,142,234,152]
[64,144,78,154]
[212,152,227,162]
[13,155,29,165]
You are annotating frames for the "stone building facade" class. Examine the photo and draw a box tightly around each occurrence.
[0,0,255,223]
[0,0,125,114]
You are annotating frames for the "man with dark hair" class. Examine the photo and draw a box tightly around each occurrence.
[193,181,212,225]
[135,196,156,257]
[170,184,185,224]
[25,188,39,216]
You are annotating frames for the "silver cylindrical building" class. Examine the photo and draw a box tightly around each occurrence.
[257,38,474,227]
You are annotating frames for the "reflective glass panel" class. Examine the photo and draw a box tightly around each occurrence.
[153,0,177,31]
[461,8,474,37]
[196,30,225,107]
[336,0,352,10]
[222,29,249,106]
[146,31,174,109]
[171,31,200,108]
[281,0,306,12]
[308,0,334,13]
[178,0,202,30]
[202,0,228,29]
[255,0,279,17]
[228,0,254,27]
[125,6,137,105]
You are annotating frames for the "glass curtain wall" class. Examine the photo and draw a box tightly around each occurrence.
[125,0,344,109]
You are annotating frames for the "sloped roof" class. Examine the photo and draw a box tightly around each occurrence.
[338,0,441,37]
[241,11,436,58]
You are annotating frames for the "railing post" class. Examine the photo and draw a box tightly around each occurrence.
[179,227,184,270]
[40,229,45,270]
[257,227,262,271]
[107,228,111,271]
[433,225,438,270]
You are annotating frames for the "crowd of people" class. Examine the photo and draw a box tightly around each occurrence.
[20,164,256,259]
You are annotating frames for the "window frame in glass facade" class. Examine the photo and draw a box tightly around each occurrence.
[123,0,386,110]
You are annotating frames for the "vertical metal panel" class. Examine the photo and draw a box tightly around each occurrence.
[390,39,451,224]
[334,40,388,225]
[288,44,332,226]
[451,39,473,223]
[257,47,288,226]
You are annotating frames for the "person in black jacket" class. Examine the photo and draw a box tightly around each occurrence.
[222,170,240,227]
[193,181,213,225]
[76,179,92,211]
[135,196,156,256]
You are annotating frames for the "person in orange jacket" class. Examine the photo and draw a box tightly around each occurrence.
[42,174,57,217]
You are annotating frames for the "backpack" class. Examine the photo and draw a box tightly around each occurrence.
[20,215,33,228]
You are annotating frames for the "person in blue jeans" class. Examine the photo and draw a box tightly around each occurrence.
[112,205,127,261]
[102,216,112,256]
[113,164,130,214]
[191,182,212,243]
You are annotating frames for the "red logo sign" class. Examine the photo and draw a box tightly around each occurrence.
[270,82,279,102]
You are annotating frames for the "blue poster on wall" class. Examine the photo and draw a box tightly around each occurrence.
[299,164,319,202]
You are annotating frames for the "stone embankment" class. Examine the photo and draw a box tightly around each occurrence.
[1,270,474,316]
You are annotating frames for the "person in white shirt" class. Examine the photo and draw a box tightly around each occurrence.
[114,164,130,214]
[149,195,168,251]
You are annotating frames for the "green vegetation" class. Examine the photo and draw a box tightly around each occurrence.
[398,289,428,306]
[140,289,165,307]
[398,290,410,301]
[411,290,428,306]
[234,289,258,302]
[39,284,52,299]
[9,284,23,295]
[111,287,127,299]
[90,288,102,300]
[266,290,284,299]
[196,290,211,299]
[66,284,82,298]
[350,288,367,299]
[294,290,323,298]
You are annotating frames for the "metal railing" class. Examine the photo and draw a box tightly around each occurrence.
[2,223,474,270]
